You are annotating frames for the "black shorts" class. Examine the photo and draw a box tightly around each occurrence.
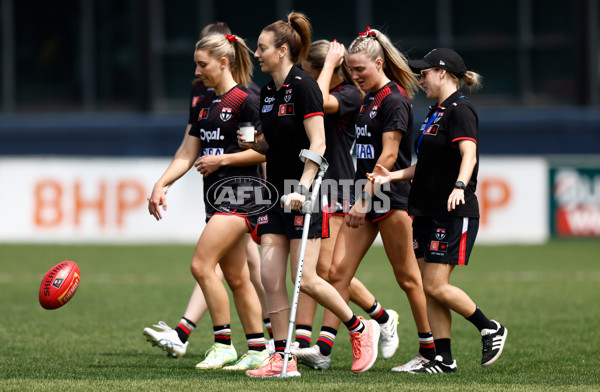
[256,203,329,240]
[413,216,479,266]
[205,209,259,231]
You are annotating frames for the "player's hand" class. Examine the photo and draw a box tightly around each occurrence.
[447,188,465,211]
[147,185,168,221]
[366,163,391,193]
[345,203,367,228]
[195,154,222,177]
[284,192,306,211]
[324,40,346,68]
[237,130,258,149]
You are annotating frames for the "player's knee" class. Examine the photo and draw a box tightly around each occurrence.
[327,263,345,285]
[422,279,442,299]
[223,273,243,291]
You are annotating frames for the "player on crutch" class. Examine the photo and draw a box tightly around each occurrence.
[239,12,380,377]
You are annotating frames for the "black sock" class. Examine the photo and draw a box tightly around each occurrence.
[295,324,312,348]
[213,324,232,345]
[418,331,436,360]
[365,300,390,324]
[263,318,273,339]
[175,317,196,343]
[343,314,364,334]
[316,326,338,356]
[246,332,266,352]
[434,338,453,365]
[274,339,286,358]
[466,307,496,332]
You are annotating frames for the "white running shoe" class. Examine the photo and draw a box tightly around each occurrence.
[289,341,301,353]
[266,339,275,356]
[295,344,331,370]
[379,309,399,359]
[143,321,188,358]
[391,354,431,372]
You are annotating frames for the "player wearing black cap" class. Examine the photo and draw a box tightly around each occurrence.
[315,27,436,373]
[368,48,508,373]
[242,12,380,377]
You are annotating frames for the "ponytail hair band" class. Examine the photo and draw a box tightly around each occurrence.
[225,34,237,43]
[358,26,377,38]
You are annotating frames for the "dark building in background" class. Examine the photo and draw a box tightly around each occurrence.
[0,0,599,156]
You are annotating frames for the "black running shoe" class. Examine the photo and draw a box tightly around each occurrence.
[481,320,508,367]
[409,355,457,374]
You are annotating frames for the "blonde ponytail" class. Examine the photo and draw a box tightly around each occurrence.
[348,27,419,99]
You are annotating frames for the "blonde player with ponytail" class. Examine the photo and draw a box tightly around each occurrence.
[148,33,269,371]
[316,27,437,372]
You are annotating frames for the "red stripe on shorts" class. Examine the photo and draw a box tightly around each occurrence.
[458,217,468,265]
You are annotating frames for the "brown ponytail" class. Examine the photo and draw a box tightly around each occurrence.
[263,11,312,64]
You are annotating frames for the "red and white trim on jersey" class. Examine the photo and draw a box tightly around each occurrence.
[452,137,478,144]
[304,112,324,119]
[458,217,469,265]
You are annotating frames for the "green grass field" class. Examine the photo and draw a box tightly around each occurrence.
[1,240,599,391]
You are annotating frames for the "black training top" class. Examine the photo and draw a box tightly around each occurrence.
[409,90,480,218]
[355,81,413,209]
[188,84,262,212]
[323,82,361,196]
[259,66,324,197]
[188,81,260,125]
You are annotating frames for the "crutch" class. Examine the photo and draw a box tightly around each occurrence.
[279,149,329,378]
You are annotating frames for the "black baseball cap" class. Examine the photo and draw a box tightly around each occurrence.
[408,48,467,77]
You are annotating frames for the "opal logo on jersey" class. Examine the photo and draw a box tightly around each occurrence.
[206,176,279,216]
[355,124,371,137]
[264,96,275,104]
[199,128,225,142]
[220,108,233,122]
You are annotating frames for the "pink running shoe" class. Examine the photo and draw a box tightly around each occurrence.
[246,353,301,378]
[350,318,380,373]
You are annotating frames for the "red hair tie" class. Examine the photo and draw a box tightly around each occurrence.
[225,34,237,43]
[358,26,376,37]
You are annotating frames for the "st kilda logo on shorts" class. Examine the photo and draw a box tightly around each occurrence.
[435,228,446,240]
[220,108,233,122]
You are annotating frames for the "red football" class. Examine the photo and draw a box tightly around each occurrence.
[39,261,81,310]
